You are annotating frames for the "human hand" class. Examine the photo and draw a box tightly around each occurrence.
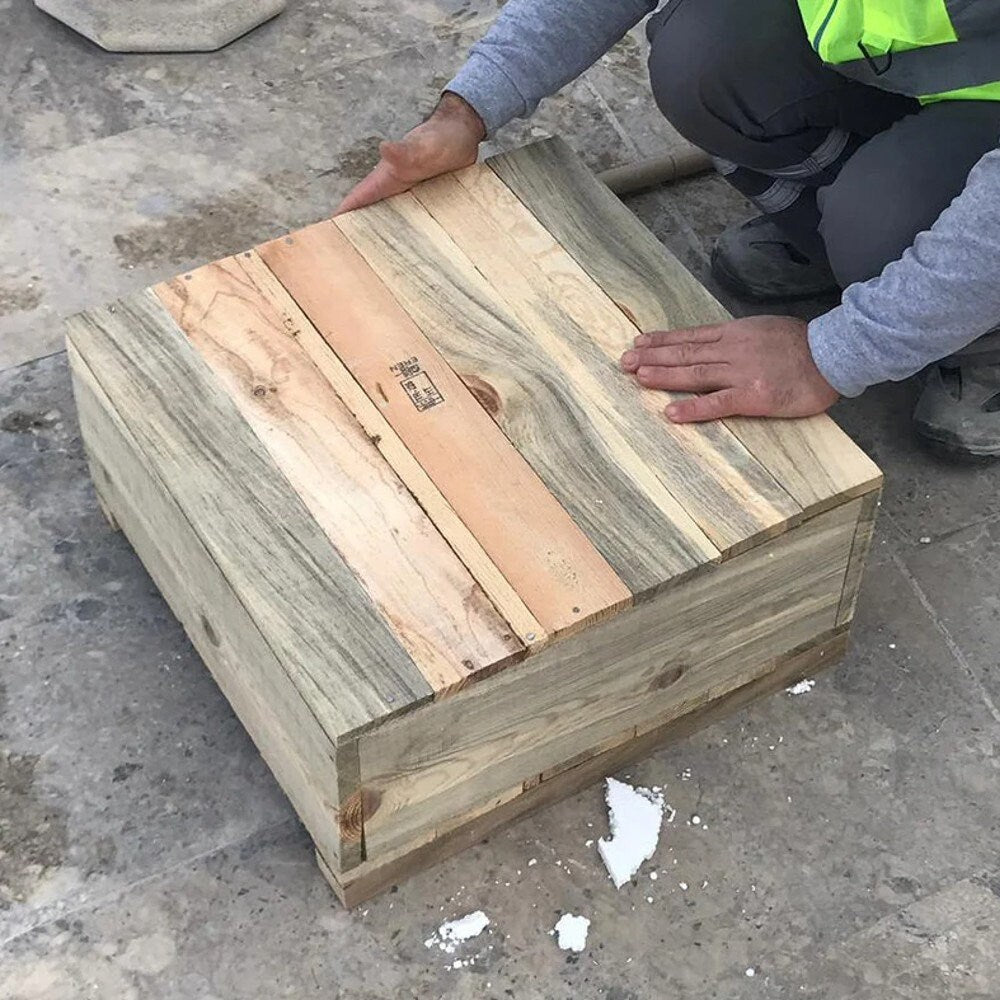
[335,93,486,215]
[619,314,839,422]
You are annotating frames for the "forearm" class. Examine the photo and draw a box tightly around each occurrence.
[808,147,1000,397]
[446,0,658,134]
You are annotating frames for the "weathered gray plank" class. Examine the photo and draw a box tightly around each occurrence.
[69,343,360,869]
[487,137,883,514]
[66,290,432,739]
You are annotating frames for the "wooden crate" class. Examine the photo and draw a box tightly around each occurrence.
[65,138,881,906]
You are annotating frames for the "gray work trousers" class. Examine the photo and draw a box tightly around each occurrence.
[646,0,1000,288]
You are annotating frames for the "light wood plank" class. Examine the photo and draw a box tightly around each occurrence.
[487,137,883,513]
[257,222,631,636]
[69,343,359,869]
[446,164,804,548]
[66,290,431,739]
[836,488,880,625]
[153,254,524,694]
[357,497,861,859]
[403,174,795,556]
[336,196,723,592]
[321,627,849,906]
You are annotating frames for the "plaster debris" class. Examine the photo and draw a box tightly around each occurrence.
[424,911,490,954]
[785,678,816,695]
[527,858,537,867]
[597,778,665,888]
[679,881,688,891]
[919,536,931,544]
[552,913,590,952]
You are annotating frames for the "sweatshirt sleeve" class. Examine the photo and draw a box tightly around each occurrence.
[808,146,1000,398]
[445,0,659,135]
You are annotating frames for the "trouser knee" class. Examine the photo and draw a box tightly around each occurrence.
[646,2,753,156]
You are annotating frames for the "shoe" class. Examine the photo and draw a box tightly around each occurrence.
[913,358,1000,459]
[711,216,838,302]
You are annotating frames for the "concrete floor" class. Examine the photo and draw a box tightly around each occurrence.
[3,2,1000,997]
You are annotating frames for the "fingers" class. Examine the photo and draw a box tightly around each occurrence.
[635,363,729,392]
[621,341,726,372]
[334,161,409,215]
[665,388,748,423]
[633,325,723,349]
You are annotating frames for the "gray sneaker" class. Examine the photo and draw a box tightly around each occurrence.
[711,216,838,301]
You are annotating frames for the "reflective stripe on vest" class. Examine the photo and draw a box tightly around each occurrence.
[795,1,1000,101]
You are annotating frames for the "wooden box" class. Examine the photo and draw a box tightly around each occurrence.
[66,138,881,906]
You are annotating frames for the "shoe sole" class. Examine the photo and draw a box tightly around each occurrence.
[709,249,838,304]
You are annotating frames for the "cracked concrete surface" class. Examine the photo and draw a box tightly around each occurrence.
[3,1,1000,997]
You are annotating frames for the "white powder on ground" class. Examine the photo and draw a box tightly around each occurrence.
[552,913,590,952]
[785,678,816,695]
[424,911,490,954]
[597,778,665,888]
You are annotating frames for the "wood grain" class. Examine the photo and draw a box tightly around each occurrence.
[836,488,880,625]
[257,222,631,636]
[69,343,359,869]
[153,253,524,695]
[66,290,432,739]
[181,255,545,651]
[337,194,723,591]
[357,497,861,859]
[321,626,850,906]
[487,138,883,513]
[441,164,804,551]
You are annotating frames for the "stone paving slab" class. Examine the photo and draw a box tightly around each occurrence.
[5,1,1000,996]
[0,1,689,374]
[3,352,1000,997]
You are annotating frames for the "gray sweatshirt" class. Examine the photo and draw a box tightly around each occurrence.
[446,0,1000,398]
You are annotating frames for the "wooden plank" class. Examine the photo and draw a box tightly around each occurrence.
[436,165,804,550]
[357,497,861,859]
[68,344,360,869]
[487,137,883,513]
[66,290,432,739]
[320,626,849,906]
[337,197,724,591]
[836,489,880,625]
[257,222,631,636]
[153,254,525,695]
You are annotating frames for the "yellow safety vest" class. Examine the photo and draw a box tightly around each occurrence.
[796,1,1000,102]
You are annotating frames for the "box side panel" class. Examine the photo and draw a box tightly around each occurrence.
[69,342,360,870]
[358,498,862,859]
[487,137,883,514]
[326,628,847,906]
[837,488,880,625]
